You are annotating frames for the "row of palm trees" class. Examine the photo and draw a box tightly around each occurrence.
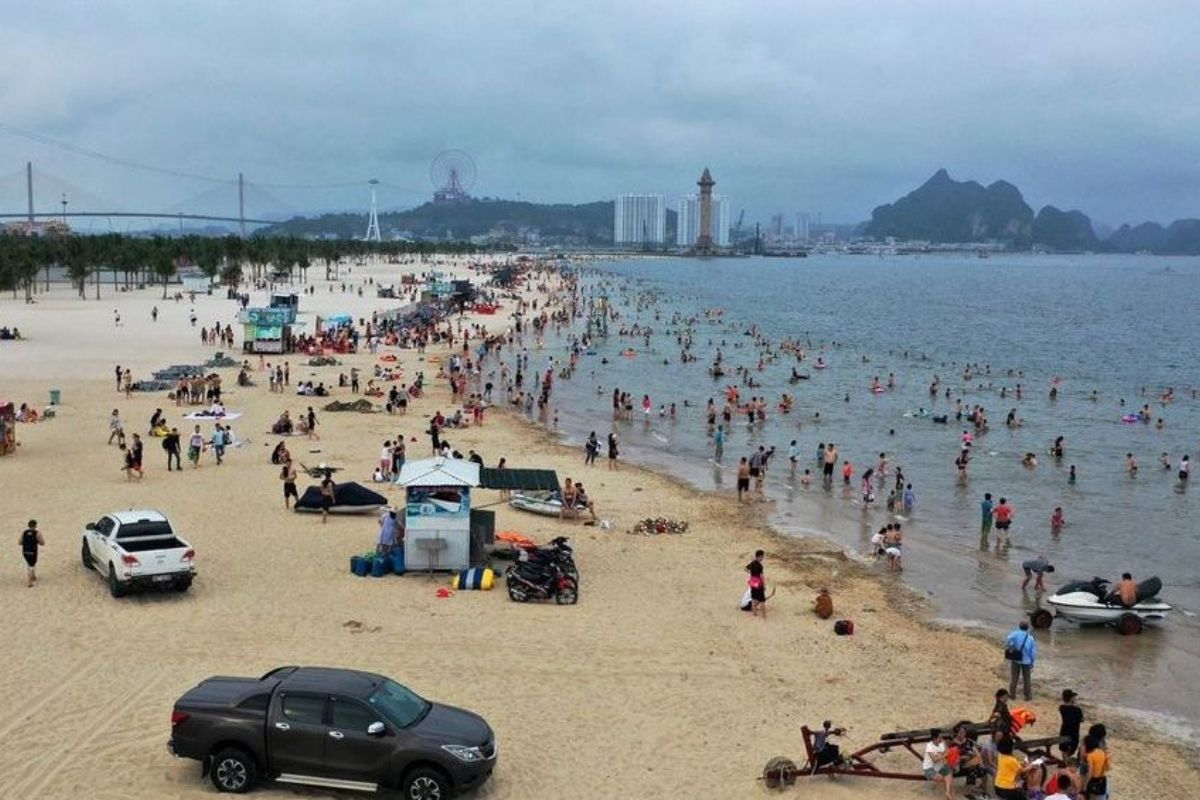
[0,233,493,301]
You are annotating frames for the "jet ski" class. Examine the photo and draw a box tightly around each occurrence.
[510,491,565,517]
[1038,576,1170,635]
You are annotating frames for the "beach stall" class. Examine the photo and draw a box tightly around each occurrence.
[180,269,212,294]
[240,306,298,354]
[397,458,479,572]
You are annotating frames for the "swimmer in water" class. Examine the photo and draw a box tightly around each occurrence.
[1126,453,1138,475]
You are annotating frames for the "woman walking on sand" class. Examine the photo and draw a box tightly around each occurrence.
[607,431,619,470]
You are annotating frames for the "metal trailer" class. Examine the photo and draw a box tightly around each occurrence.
[762,723,1066,789]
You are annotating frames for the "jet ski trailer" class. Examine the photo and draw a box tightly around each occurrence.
[1035,576,1170,635]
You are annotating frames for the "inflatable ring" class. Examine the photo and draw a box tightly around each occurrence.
[379,354,397,362]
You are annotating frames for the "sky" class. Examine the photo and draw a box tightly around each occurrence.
[0,0,1198,228]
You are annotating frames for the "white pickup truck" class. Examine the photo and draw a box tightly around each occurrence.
[81,510,196,597]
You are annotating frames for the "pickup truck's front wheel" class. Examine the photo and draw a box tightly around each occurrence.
[401,766,450,800]
[210,747,258,793]
[81,541,93,570]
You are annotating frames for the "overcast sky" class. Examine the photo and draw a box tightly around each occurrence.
[1,1,1197,226]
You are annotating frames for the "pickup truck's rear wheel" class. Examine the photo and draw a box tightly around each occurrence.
[81,541,93,570]
[210,747,258,793]
[108,566,127,598]
[401,766,450,800]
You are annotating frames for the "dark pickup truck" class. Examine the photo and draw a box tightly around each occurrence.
[169,666,496,798]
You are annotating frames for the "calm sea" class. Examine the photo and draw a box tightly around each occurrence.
[536,254,1200,741]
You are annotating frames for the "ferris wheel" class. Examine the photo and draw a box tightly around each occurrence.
[430,150,477,202]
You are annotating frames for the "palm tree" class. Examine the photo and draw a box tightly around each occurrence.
[151,242,178,299]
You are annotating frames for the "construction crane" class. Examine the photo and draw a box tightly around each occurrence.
[732,209,745,242]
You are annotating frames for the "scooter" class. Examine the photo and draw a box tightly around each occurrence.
[506,561,578,605]
[517,536,579,582]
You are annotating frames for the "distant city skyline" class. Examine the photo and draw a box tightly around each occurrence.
[613,194,666,246]
[1,3,1198,226]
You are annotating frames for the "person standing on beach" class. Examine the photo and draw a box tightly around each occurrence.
[584,431,599,466]
[980,493,994,536]
[114,365,122,391]
[20,519,45,588]
[163,427,182,471]
[736,457,751,501]
[130,433,144,479]
[749,447,766,496]
[151,305,158,322]
[1004,621,1036,701]
[107,409,125,447]
[210,425,227,465]
[281,459,299,509]
[306,407,319,441]
[188,425,204,468]
[745,550,767,619]
[1058,689,1083,761]
[319,471,336,523]
[607,431,619,470]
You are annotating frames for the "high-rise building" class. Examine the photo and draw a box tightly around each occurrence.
[677,194,730,248]
[613,194,666,246]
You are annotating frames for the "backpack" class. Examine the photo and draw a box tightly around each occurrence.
[834,619,855,636]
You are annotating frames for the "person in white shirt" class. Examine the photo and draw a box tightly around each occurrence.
[379,440,393,478]
[922,729,952,800]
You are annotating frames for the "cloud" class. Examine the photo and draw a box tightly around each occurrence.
[0,0,1197,224]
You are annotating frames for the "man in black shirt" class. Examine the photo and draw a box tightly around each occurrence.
[21,519,45,588]
[163,428,182,471]
[1058,689,1083,759]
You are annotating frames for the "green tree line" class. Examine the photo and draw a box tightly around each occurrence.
[0,233,494,301]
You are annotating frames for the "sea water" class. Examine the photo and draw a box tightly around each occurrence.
[536,253,1200,739]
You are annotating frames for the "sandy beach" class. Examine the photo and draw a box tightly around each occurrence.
[1,257,1197,799]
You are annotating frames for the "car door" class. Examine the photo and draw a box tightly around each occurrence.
[268,692,329,777]
[323,695,394,786]
[90,517,116,574]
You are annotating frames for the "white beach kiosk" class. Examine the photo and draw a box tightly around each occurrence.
[396,458,478,573]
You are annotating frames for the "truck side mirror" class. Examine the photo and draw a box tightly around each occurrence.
[367,721,386,737]
[85,522,97,531]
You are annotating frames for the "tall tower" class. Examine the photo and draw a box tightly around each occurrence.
[364,179,382,242]
[695,167,716,255]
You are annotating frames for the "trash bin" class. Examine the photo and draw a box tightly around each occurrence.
[49,389,61,406]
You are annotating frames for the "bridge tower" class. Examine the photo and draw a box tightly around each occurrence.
[364,179,382,242]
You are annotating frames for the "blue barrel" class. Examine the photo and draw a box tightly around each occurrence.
[352,557,370,577]
[371,557,390,577]
[350,555,360,574]
[49,389,61,405]
[391,550,406,575]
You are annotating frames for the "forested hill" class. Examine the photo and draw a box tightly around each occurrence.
[261,198,676,245]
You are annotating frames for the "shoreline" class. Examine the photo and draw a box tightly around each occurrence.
[506,401,1200,769]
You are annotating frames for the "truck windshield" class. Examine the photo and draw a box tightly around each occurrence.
[367,679,431,728]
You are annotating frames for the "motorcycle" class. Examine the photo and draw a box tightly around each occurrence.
[506,560,578,604]
[516,536,579,583]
